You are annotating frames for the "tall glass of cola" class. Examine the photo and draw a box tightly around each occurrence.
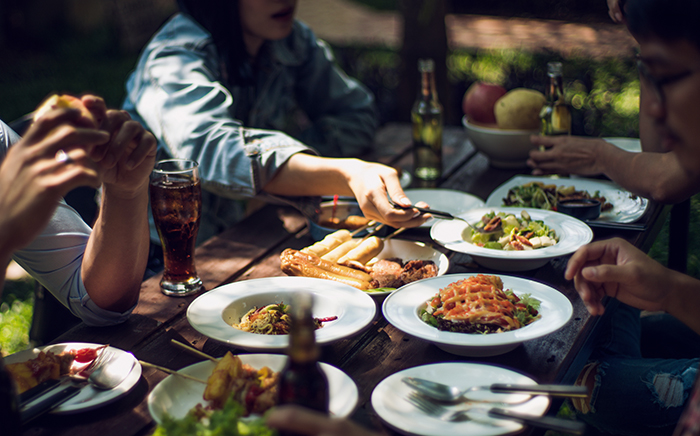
[150,159,203,297]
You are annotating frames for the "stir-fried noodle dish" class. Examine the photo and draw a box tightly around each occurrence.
[232,302,337,335]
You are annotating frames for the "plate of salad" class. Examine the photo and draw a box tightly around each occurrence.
[430,207,593,271]
[486,175,648,223]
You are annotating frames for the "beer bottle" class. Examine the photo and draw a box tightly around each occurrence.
[277,293,329,418]
[0,356,21,436]
[411,58,443,187]
[539,61,572,136]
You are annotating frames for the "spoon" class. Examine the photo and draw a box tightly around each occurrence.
[402,377,588,404]
[388,198,499,235]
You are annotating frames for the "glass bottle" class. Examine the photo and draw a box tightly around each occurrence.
[411,58,443,187]
[0,356,21,436]
[539,61,572,136]
[277,293,329,419]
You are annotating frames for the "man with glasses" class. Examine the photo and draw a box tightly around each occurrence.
[527,0,700,206]
[551,0,700,434]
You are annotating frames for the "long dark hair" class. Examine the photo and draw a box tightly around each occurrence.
[176,0,251,85]
[625,0,700,50]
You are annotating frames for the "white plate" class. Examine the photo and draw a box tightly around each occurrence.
[382,273,573,356]
[604,137,641,153]
[430,207,593,271]
[148,354,358,424]
[364,238,450,297]
[372,362,550,436]
[186,277,376,351]
[486,175,648,223]
[404,189,485,228]
[5,342,141,414]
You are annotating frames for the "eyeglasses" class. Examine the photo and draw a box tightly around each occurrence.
[636,56,694,106]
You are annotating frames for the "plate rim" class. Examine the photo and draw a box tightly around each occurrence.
[485,175,648,223]
[381,273,574,349]
[186,276,377,350]
[4,342,141,414]
[429,206,593,260]
[404,188,486,228]
[371,361,551,436]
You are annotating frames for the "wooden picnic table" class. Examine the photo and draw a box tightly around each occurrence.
[19,123,668,436]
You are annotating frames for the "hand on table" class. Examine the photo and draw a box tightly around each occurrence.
[266,406,383,436]
[0,107,109,255]
[564,238,671,316]
[527,135,608,176]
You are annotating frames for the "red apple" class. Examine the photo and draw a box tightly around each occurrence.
[462,82,507,125]
[33,94,101,128]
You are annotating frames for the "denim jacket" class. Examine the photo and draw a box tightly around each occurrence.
[123,14,377,242]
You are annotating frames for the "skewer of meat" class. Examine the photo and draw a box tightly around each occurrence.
[301,221,377,257]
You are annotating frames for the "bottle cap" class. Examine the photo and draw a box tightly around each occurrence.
[418,58,435,73]
[547,61,563,76]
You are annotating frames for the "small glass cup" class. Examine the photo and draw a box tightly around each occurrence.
[150,159,203,297]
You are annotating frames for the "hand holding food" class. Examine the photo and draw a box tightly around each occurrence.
[33,94,104,128]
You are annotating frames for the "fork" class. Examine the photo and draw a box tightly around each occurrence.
[387,198,499,235]
[407,392,586,435]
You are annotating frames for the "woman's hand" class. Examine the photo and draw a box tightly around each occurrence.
[343,160,428,229]
[564,238,672,315]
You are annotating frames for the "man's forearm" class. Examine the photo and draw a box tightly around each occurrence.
[601,148,695,203]
[82,186,150,312]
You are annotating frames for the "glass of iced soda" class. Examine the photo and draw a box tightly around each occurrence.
[150,159,203,297]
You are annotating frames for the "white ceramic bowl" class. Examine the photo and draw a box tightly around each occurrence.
[149,354,358,424]
[430,207,593,271]
[462,116,539,169]
[382,273,573,357]
[186,277,376,351]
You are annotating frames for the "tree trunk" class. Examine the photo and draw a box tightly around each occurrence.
[397,0,451,124]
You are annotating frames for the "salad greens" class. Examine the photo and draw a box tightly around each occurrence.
[502,181,611,212]
[153,398,277,436]
[464,210,558,250]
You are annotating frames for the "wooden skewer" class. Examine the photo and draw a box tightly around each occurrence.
[383,227,407,242]
[170,339,218,362]
[350,220,376,236]
[362,223,385,240]
[139,360,208,384]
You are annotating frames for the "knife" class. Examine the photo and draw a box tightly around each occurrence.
[20,378,82,424]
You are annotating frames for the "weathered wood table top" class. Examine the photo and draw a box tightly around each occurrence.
[20,123,667,436]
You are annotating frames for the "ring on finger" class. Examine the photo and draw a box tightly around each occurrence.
[55,149,74,164]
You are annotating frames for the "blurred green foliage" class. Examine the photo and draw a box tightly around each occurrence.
[0,277,34,356]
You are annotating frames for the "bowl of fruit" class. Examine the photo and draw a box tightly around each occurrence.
[462,82,545,169]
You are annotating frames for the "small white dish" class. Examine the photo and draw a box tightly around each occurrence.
[604,137,641,153]
[372,362,550,436]
[382,273,573,357]
[486,175,648,224]
[4,342,141,414]
[148,354,358,424]
[404,189,485,228]
[430,207,593,271]
[186,277,376,351]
